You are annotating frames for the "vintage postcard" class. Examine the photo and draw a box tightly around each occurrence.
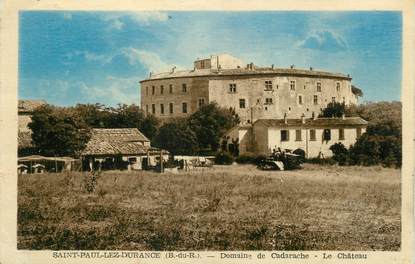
[0,0,414,263]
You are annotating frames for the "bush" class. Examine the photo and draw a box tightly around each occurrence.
[329,143,350,166]
[215,152,234,165]
[235,155,256,164]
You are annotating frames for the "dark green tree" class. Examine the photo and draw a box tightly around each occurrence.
[188,102,239,151]
[29,105,90,157]
[320,102,347,118]
[153,119,199,155]
[349,121,401,167]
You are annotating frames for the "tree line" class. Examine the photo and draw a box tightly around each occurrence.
[27,100,401,167]
[27,102,239,158]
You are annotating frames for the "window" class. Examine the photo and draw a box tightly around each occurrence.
[313,95,318,105]
[198,98,205,108]
[160,104,164,114]
[295,130,302,141]
[169,103,174,114]
[151,104,155,114]
[356,128,362,138]
[265,98,273,105]
[229,83,237,93]
[169,84,173,93]
[239,98,246,109]
[298,95,303,105]
[182,102,188,113]
[290,80,296,91]
[265,80,272,90]
[332,97,336,103]
[146,87,149,96]
[281,130,289,141]
[323,129,331,140]
[339,128,345,140]
[310,129,316,141]
[160,85,164,95]
[152,86,155,95]
[316,82,321,92]
[182,83,187,93]
[336,82,341,92]
[145,105,148,114]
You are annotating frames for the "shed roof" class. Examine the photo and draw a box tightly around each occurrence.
[81,128,158,156]
[141,67,351,82]
[254,117,368,128]
[90,128,149,142]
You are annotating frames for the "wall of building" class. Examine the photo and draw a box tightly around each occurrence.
[262,126,366,158]
[18,114,32,132]
[208,75,355,123]
[141,73,357,124]
[141,77,209,120]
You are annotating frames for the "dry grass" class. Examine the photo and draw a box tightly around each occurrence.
[17,164,400,250]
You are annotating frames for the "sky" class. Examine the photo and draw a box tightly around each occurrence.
[19,11,402,106]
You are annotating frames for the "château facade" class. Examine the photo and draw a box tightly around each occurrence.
[140,54,362,124]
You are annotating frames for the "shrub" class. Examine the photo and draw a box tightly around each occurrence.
[215,152,234,165]
[329,143,350,166]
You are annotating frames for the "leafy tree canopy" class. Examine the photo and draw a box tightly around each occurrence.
[153,119,199,155]
[188,102,240,151]
[29,104,90,157]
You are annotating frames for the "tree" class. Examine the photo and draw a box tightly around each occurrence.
[153,119,199,155]
[188,102,240,151]
[346,101,401,127]
[73,103,159,140]
[348,121,401,167]
[320,102,347,118]
[140,114,159,141]
[29,105,90,157]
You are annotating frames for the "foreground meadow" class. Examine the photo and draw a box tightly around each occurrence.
[17,164,400,250]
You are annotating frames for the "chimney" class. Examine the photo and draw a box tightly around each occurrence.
[149,72,152,78]
[171,66,176,73]
[290,65,295,69]
[301,113,306,124]
[284,113,288,124]
[271,64,274,69]
[310,67,313,71]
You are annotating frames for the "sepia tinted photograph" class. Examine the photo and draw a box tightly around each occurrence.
[16,10,402,252]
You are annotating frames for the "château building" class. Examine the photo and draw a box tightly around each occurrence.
[140,54,362,124]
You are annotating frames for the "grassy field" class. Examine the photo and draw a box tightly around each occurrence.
[17,164,401,250]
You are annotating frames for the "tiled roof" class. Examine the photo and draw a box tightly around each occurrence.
[141,67,351,82]
[91,128,149,142]
[18,100,46,113]
[81,128,153,156]
[254,117,368,128]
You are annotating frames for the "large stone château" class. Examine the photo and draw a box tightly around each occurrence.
[140,54,362,123]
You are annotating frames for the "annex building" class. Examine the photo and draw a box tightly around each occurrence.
[225,115,368,158]
[140,54,362,124]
